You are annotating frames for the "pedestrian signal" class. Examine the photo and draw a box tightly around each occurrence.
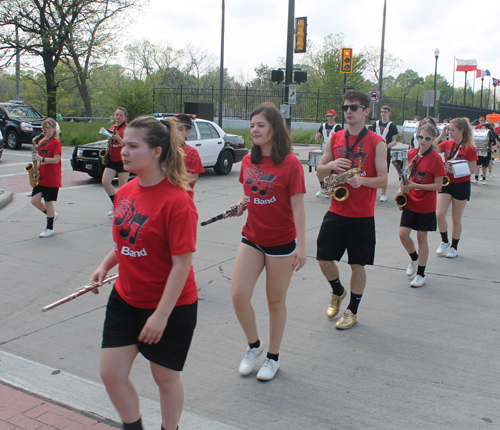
[340,48,353,74]
[271,70,284,83]
[294,17,307,54]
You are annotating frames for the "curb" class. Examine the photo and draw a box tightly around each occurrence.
[0,187,12,210]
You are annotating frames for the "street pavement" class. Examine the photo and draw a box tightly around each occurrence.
[0,144,499,430]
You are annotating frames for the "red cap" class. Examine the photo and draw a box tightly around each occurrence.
[327,109,336,116]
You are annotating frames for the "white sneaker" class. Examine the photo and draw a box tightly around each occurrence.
[436,241,450,255]
[54,212,59,221]
[256,358,280,381]
[471,179,478,184]
[410,275,426,288]
[238,342,264,375]
[380,194,387,202]
[489,172,493,178]
[315,189,324,198]
[482,179,486,185]
[406,260,418,277]
[446,247,458,258]
[39,229,55,238]
[108,205,114,217]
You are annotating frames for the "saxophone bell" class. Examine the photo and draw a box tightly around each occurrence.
[332,186,349,201]
[394,193,407,210]
[442,175,450,186]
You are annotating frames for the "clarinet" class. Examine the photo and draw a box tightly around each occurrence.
[200,203,247,226]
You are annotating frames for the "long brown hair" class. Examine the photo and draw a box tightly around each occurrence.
[450,118,475,148]
[250,102,293,165]
[127,116,189,190]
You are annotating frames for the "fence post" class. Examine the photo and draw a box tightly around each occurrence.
[245,86,249,120]
[402,92,406,122]
[211,85,214,104]
[316,89,320,123]
[180,86,183,113]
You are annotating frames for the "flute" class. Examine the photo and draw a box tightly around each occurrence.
[42,274,118,312]
[200,203,247,226]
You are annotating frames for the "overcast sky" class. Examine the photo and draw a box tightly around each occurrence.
[127,0,500,89]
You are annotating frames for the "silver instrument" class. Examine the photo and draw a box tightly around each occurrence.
[473,129,490,157]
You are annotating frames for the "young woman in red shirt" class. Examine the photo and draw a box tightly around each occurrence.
[90,117,198,430]
[31,118,62,238]
[398,123,446,287]
[103,107,129,216]
[231,102,306,381]
[435,118,478,258]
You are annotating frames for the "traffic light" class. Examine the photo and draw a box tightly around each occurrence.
[271,69,284,83]
[340,48,353,73]
[294,17,307,54]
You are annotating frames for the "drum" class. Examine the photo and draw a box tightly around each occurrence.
[391,148,409,172]
[473,129,489,157]
[401,120,419,145]
[308,149,323,173]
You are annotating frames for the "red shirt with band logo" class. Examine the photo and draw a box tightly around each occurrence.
[181,144,204,196]
[328,129,384,218]
[239,153,306,247]
[38,136,62,188]
[112,177,198,309]
[437,140,478,183]
[405,148,446,213]
[109,122,127,162]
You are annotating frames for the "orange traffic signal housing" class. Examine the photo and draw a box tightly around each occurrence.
[340,48,353,73]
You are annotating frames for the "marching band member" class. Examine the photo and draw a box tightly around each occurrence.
[103,107,129,216]
[31,118,62,238]
[435,118,478,258]
[398,123,446,288]
[231,102,306,381]
[316,90,387,329]
[90,117,198,430]
[473,121,498,184]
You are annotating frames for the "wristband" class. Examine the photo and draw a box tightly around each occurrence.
[43,157,45,162]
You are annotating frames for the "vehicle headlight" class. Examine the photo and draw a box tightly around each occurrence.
[77,149,83,157]
[20,122,34,131]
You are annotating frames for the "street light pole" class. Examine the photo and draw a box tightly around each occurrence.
[433,48,439,118]
[218,0,225,127]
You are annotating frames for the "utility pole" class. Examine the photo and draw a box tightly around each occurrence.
[15,17,21,100]
[377,0,387,119]
[218,0,225,127]
[284,0,295,129]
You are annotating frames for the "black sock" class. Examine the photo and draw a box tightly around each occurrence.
[123,418,143,430]
[249,339,260,349]
[328,278,344,296]
[409,251,418,262]
[267,352,279,362]
[109,194,115,203]
[347,292,363,315]
[46,217,54,230]
[417,265,426,277]
[440,232,449,243]
[451,238,459,250]
[43,210,47,214]
[475,175,479,180]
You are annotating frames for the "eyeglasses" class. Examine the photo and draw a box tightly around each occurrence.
[341,104,366,112]
[326,114,334,117]
[416,135,433,142]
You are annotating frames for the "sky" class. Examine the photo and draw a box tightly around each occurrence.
[126,0,500,89]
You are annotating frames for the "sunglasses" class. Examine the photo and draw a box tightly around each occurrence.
[326,114,334,117]
[341,104,366,112]
[416,135,433,142]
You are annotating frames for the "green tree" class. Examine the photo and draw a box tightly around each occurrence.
[108,78,152,120]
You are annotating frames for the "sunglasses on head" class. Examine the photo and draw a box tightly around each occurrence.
[416,135,433,142]
[341,104,366,112]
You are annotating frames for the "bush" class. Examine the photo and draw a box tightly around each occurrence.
[59,120,111,146]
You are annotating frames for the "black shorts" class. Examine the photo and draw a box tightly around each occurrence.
[438,180,470,201]
[386,148,392,173]
[32,185,59,202]
[477,155,491,167]
[400,208,437,231]
[102,288,197,372]
[316,211,375,266]
[104,159,126,173]
[241,234,296,257]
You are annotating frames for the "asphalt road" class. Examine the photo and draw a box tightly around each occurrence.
[0,146,499,430]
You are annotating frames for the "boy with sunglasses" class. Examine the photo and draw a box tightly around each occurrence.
[370,106,398,201]
[316,91,387,330]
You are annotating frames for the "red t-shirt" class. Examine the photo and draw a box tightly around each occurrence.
[113,177,198,309]
[405,149,446,213]
[38,136,62,188]
[109,122,127,162]
[239,153,306,247]
[437,140,478,183]
[495,126,500,136]
[475,124,483,130]
[328,129,384,218]
[182,144,204,194]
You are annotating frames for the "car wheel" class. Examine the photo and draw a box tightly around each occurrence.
[214,151,233,175]
[6,131,22,150]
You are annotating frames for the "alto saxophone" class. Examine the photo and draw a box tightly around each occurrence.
[392,159,408,210]
[442,142,464,187]
[25,134,45,187]
[322,146,364,201]
[99,127,115,165]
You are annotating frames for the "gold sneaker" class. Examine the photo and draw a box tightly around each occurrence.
[335,309,357,330]
[326,288,346,319]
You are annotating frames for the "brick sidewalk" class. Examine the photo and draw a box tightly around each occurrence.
[0,383,118,430]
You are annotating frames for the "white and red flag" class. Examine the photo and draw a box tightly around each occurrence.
[455,59,477,72]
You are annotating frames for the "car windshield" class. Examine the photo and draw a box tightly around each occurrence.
[4,105,43,119]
